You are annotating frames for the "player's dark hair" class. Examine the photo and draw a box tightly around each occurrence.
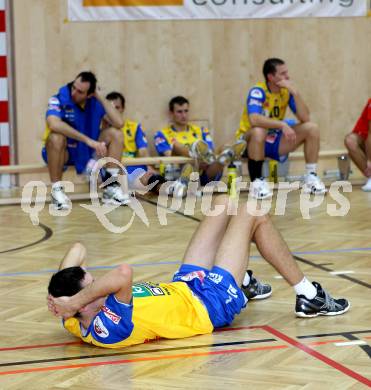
[48,267,86,318]
[169,96,189,112]
[48,266,85,297]
[106,91,126,108]
[75,71,97,94]
[263,58,285,82]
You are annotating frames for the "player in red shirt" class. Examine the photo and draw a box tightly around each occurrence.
[344,99,371,191]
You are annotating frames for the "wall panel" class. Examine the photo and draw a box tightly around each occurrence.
[12,0,371,182]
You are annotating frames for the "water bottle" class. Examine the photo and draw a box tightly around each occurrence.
[227,162,237,198]
[268,160,278,183]
[337,155,350,180]
[164,164,176,181]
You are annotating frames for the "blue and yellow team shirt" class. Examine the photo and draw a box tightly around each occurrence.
[63,281,213,349]
[235,81,297,140]
[154,124,214,155]
[43,84,105,145]
[121,120,148,158]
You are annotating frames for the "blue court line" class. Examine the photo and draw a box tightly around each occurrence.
[293,247,371,255]
[0,247,370,278]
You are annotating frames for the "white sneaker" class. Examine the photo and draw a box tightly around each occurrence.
[172,180,188,198]
[51,184,70,210]
[164,163,194,198]
[190,140,215,164]
[361,178,371,192]
[302,172,327,194]
[249,178,273,199]
[217,140,247,165]
[102,184,131,205]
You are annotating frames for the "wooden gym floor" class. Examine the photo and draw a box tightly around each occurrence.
[0,186,370,389]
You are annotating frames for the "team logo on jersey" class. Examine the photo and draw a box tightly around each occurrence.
[154,136,166,146]
[48,97,60,105]
[132,282,166,297]
[150,286,165,296]
[93,317,109,338]
[208,272,223,284]
[48,97,61,111]
[102,306,121,325]
[248,98,262,107]
[250,89,263,99]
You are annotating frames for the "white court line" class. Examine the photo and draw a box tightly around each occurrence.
[274,275,283,279]
[330,270,355,275]
[334,340,367,347]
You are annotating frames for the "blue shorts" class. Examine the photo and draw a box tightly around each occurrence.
[126,165,148,175]
[172,264,247,328]
[42,143,78,171]
[265,130,290,163]
[200,171,223,186]
[265,118,297,162]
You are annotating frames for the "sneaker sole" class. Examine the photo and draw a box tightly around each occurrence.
[249,290,273,300]
[295,302,350,318]
[102,198,130,206]
[51,203,70,211]
[250,192,273,200]
[301,186,328,195]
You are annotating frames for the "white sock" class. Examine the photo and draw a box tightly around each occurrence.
[305,163,317,175]
[51,181,63,190]
[242,272,251,287]
[107,168,120,178]
[294,277,317,299]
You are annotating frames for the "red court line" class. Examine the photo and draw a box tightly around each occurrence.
[262,325,371,387]
[0,344,287,376]
[307,339,344,346]
[0,341,82,352]
[1,326,256,352]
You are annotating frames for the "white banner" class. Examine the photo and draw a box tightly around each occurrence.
[68,0,367,21]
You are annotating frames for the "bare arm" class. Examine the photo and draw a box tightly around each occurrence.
[58,242,87,271]
[249,114,296,143]
[290,91,310,123]
[47,115,92,144]
[137,147,156,172]
[95,90,124,129]
[276,79,310,123]
[47,115,107,157]
[249,113,288,130]
[51,265,133,318]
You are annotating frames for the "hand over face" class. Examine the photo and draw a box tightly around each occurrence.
[47,294,77,319]
[276,79,297,95]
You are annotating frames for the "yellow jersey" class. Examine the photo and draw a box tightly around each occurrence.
[154,124,214,155]
[63,281,213,349]
[236,81,296,140]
